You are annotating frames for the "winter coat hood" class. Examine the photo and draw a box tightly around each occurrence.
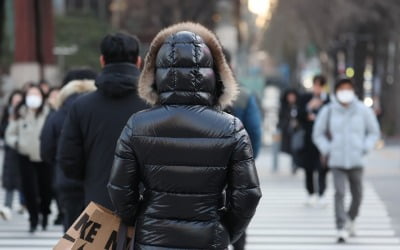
[56,79,96,109]
[138,22,238,109]
[96,63,141,98]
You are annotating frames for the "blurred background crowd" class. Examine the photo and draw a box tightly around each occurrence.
[0,0,400,139]
[0,0,399,249]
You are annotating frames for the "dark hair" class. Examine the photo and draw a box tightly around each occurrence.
[4,90,25,120]
[38,79,50,95]
[100,32,140,65]
[222,48,232,65]
[62,69,97,86]
[281,89,299,106]
[7,90,24,106]
[22,81,35,91]
[334,78,354,93]
[313,74,326,86]
[20,85,46,118]
[39,79,49,86]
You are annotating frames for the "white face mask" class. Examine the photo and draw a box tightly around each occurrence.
[336,90,355,104]
[26,95,43,109]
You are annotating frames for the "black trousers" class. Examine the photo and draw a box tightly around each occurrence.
[60,193,85,232]
[18,155,52,226]
[232,232,246,250]
[304,146,329,196]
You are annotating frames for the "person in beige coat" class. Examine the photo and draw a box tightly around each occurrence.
[5,84,51,233]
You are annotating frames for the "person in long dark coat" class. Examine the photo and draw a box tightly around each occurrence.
[0,90,25,219]
[298,75,330,207]
[40,69,97,231]
[278,89,300,154]
[58,33,149,210]
[278,89,300,172]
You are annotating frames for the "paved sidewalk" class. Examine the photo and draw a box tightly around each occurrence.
[246,144,400,249]
[0,145,399,249]
[246,174,400,249]
[0,201,62,249]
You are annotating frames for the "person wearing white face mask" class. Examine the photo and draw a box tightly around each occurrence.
[5,84,51,233]
[312,78,380,243]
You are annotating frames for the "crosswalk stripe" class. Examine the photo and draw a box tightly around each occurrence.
[1,179,400,249]
[245,179,400,250]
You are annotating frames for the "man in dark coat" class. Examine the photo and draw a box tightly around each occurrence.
[40,69,97,231]
[298,75,330,207]
[58,33,149,210]
[108,22,261,250]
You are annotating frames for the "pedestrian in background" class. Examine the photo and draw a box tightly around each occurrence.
[58,33,149,210]
[278,89,300,173]
[298,75,330,207]
[46,87,61,111]
[313,78,380,243]
[40,69,97,231]
[41,86,63,225]
[223,48,263,250]
[108,22,261,250]
[0,90,25,220]
[39,80,51,97]
[223,49,262,157]
[5,84,51,232]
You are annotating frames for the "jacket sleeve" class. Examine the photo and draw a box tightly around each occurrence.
[243,95,262,158]
[363,107,380,153]
[297,94,311,125]
[312,105,330,156]
[0,109,8,139]
[277,105,284,131]
[58,103,85,180]
[224,118,262,244]
[40,113,57,165]
[108,121,140,226]
[5,120,19,150]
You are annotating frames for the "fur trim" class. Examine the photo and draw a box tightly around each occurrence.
[56,80,96,109]
[138,22,239,109]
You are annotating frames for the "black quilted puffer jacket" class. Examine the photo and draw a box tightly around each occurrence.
[108,22,261,250]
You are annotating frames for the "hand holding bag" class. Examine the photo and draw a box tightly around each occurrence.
[53,202,134,250]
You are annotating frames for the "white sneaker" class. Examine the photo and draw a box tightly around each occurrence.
[337,229,349,243]
[347,220,356,237]
[0,206,12,221]
[317,195,329,208]
[305,194,317,207]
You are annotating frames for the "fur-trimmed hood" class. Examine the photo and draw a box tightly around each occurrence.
[138,22,238,109]
[56,80,96,109]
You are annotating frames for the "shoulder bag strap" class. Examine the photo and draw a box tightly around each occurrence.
[326,105,332,141]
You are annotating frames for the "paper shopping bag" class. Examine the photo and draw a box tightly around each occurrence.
[54,202,134,250]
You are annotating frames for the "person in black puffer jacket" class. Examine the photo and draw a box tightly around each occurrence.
[108,22,262,250]
[40,69,97,231]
